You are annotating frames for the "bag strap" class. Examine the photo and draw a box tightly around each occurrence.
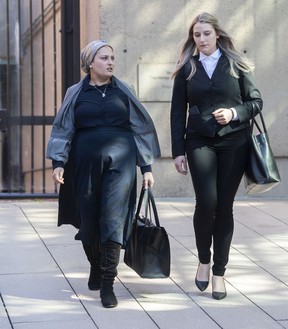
[135,187,161,227]
[147,187,160,227]
[250,103,267,135]
[238,72,266,135]
[135,187,148,218]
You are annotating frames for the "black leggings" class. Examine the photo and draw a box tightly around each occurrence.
[186,129,249,276]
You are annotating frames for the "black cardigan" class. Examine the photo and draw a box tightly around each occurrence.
[170,54,263,158]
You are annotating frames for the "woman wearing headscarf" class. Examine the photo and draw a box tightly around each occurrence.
[46,40,160,308]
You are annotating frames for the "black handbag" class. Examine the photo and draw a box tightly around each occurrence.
[124,187,171,278]
[244,105,281,194]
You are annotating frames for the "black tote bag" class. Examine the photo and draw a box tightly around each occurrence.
[124,187,171,279]
[244,105,281,194]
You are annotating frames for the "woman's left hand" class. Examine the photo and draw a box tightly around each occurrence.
[212,108,233,125]
[142,172,154,189]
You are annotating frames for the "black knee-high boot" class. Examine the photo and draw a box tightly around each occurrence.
[100,240,121,308]
[82,241,101,291]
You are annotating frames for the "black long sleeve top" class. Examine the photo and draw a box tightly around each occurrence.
[53,78,151,174]
[170,54,263,158]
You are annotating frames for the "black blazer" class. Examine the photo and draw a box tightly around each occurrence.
[170,54,263,158]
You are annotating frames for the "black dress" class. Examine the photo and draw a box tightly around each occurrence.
[58,80,138,246]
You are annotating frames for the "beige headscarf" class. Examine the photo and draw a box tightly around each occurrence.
[80,40,113,73]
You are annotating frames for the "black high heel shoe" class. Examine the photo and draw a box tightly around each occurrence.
[212,275,227,300]
[195,263,210,292]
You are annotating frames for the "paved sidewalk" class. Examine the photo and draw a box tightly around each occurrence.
[0,198,288,329]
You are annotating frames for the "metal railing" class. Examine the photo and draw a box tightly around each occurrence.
[0,0,80,198]
[0,0,61,198]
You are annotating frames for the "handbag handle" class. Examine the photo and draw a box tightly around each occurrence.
[238,72,266,134]
[135,187,148,218]
[147,187,160,227]
[250,102,267,135]
[135,187,161,227]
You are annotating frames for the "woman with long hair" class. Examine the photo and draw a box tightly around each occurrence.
[170,13,262,300]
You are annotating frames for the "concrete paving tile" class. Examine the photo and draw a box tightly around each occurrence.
[0,214,36,236]
[20,209,58,225]
[0,203,23,212]
[234,203,288,235]
[267,235,288,249]
[172,235,197,252]
[19,205,58,217]
[43,245,97,295]
[158,216,194,237]
[21,212,79,247]
[85,297,161,329]
[239,217,287,236]
[138,298,220,329]
[0,295,88,325]
[164,234,185,250]
[48,246,135,298]
[254,260,288,285]
[152,201,185,212]
[0,303,11,329]
[60,271,92,295]
[168,247,199,293]
[279,321,288,329]
[13,318,97,329]
[0,202,14,208]
[0,318,11,329]
[226,267,288,321]
[158,210,194,223]
[170,239,197,258]
[119,275,180,297]
[0,272,89,324]
[13,201,58,210]
[118,265,193,305]
[232,237,288,262]
[194,296,284,329]
[0,272,70,301]
[70,275,131,300]
[247,200,288,222]
[0,235,59,275]
[246,288,288,320]
[156,198,194,212]
[47,243,87,270]
[158,203,194,216]
[233,221,259,238]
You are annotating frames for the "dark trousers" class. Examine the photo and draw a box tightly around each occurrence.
[186,129,249,276]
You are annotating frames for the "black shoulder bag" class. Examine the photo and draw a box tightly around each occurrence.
[244,104,281,194]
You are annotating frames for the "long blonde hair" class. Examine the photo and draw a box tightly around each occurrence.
[172,12,254,80]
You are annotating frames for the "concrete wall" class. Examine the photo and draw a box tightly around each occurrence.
[97,0,288,198]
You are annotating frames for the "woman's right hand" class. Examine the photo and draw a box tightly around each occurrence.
[52,167,64,184]
[174,155,188,175]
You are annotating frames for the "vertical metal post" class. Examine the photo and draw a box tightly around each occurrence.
[41,0,46,193]
[18,0,23,192]
[5,0,10,191]
[53,0,58,194]
[29,0,34,193]
[61,0,80,98]
[53,0,57,117]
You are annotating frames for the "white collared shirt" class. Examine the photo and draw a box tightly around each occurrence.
[199,48,238,121]
[199,48,222,79]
